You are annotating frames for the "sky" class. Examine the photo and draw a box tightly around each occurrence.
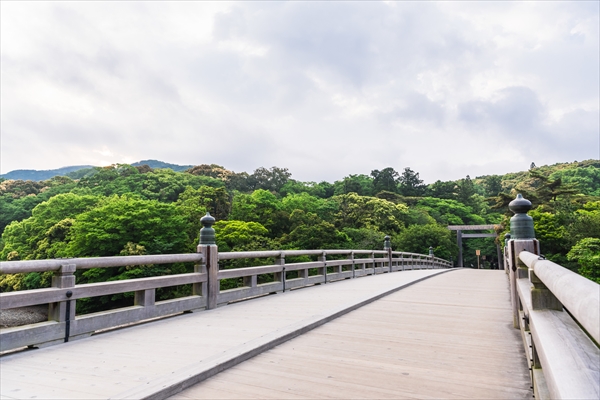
[1,1,599,184]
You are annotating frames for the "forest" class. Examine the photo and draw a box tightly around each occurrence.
[1,159,598,312]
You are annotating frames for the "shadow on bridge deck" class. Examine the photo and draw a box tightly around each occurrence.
[0,269,531,399]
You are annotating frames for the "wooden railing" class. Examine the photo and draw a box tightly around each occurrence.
[0,247,450,352]
[504,194,600,400]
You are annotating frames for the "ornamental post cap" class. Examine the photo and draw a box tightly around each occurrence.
[508,194,535,239]
[508,194,532,215]
[383,235,391,250]
[200,212,215,227]
[199,212,216,245]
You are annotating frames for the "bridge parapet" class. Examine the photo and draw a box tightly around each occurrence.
[0,218,451,352]
[505,195,600,400]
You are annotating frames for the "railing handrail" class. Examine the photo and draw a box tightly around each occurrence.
[0,246,451,352]
[519,251,600,343]
[1,250,451,273]
[0,253,204,274]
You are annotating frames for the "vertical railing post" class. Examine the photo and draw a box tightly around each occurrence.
[349,251,355,278]
[370,251,376,274]
[274,253,285,292]
[429,246,434,269]
[384,235,392,273]
[198,213,218,310]
[318,251,327,283]
[49,263,76,342]
[506,195,540,328]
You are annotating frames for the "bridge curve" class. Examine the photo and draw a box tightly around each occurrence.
[171,269,531,400]
[0,269,531,399]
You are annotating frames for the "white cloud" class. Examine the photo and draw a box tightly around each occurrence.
[1,1,598,182]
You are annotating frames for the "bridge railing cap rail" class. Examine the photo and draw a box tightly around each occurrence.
[519,250,600,343]
[0,253,204,274]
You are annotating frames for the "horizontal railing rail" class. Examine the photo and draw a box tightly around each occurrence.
[506,242,599,400]
[0,253,204,274]
[519,251,599,343]
[0,246,451,352]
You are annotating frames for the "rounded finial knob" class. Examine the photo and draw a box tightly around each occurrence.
[199,212,216,245]
[383,235,391,250]
[200,212,215,227]
[508,195,535,239]
[508,194,532,214]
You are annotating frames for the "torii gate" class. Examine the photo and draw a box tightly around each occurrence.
[448,224,502,268]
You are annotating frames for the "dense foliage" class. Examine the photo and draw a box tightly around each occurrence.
[1,159,598,310]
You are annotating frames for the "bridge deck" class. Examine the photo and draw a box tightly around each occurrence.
[0,269,532,399]
[172,269,532,399]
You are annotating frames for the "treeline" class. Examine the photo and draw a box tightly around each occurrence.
[0,159,598,303]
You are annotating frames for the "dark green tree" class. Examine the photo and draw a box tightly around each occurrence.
[371,167,400,194]
[398,167,426,196]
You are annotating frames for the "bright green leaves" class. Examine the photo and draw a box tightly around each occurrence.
[393,224,455,261]
[214,220,270,252]
[66,195,189,257]
[567,238,600,283]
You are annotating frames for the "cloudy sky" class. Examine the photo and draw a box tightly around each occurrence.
[1,1,598,183]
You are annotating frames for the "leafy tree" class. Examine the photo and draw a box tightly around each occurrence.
[0,177,79,232]
[281,193,337,222]
[398,167,426,197]
[229,190,289,237]
[66,195,189,257]
[427,180,456,199]
[483,175,503,197]
[280,180,335,198]
[529,170,578,203]
[333,174,374,196]
[341,227,386,250]
[371,167,400,194]
[282,212,349,250]
[393,224,455,260]
[332,193,408,234]
[225,171,252,192]
[214,220,270,252]
[456,175,476,206]
[0,193,101,261]
[186,164,232,180]
[567,238,600,283]
[550,166,600,196]
[249,167,292,192]
[415,197,486,226]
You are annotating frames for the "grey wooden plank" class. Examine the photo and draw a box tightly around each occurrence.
[172,270,533,400]
[1,270,449,399]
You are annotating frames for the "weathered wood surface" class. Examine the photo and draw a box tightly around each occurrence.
[0,269,449,399]
[171,270,532,400]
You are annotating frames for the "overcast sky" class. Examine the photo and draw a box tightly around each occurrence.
[1,1,598,183]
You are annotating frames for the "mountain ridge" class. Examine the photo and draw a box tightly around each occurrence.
[1,160,193,181]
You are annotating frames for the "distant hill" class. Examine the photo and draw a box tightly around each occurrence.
[0,160,194,181]
[132,160,193,172]
[0,165,95,181]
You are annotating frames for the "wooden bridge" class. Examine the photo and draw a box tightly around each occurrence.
[0,197,598,399]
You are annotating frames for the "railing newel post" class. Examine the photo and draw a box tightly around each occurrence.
[49,263,76,343]
[384,235,392,273]
[319,251,327,283]
[274,252,285,293]
[199,213,218,310]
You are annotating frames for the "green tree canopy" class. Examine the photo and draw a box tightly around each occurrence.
[371,167,400,194]
[398,167,426,197]
[393,224,455,260]
[567,238,600,283]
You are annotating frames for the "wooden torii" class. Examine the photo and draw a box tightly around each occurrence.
[447,224,502,268]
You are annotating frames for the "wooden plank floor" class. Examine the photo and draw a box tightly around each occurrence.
[1,269,449,399]
[171,270,532,400]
